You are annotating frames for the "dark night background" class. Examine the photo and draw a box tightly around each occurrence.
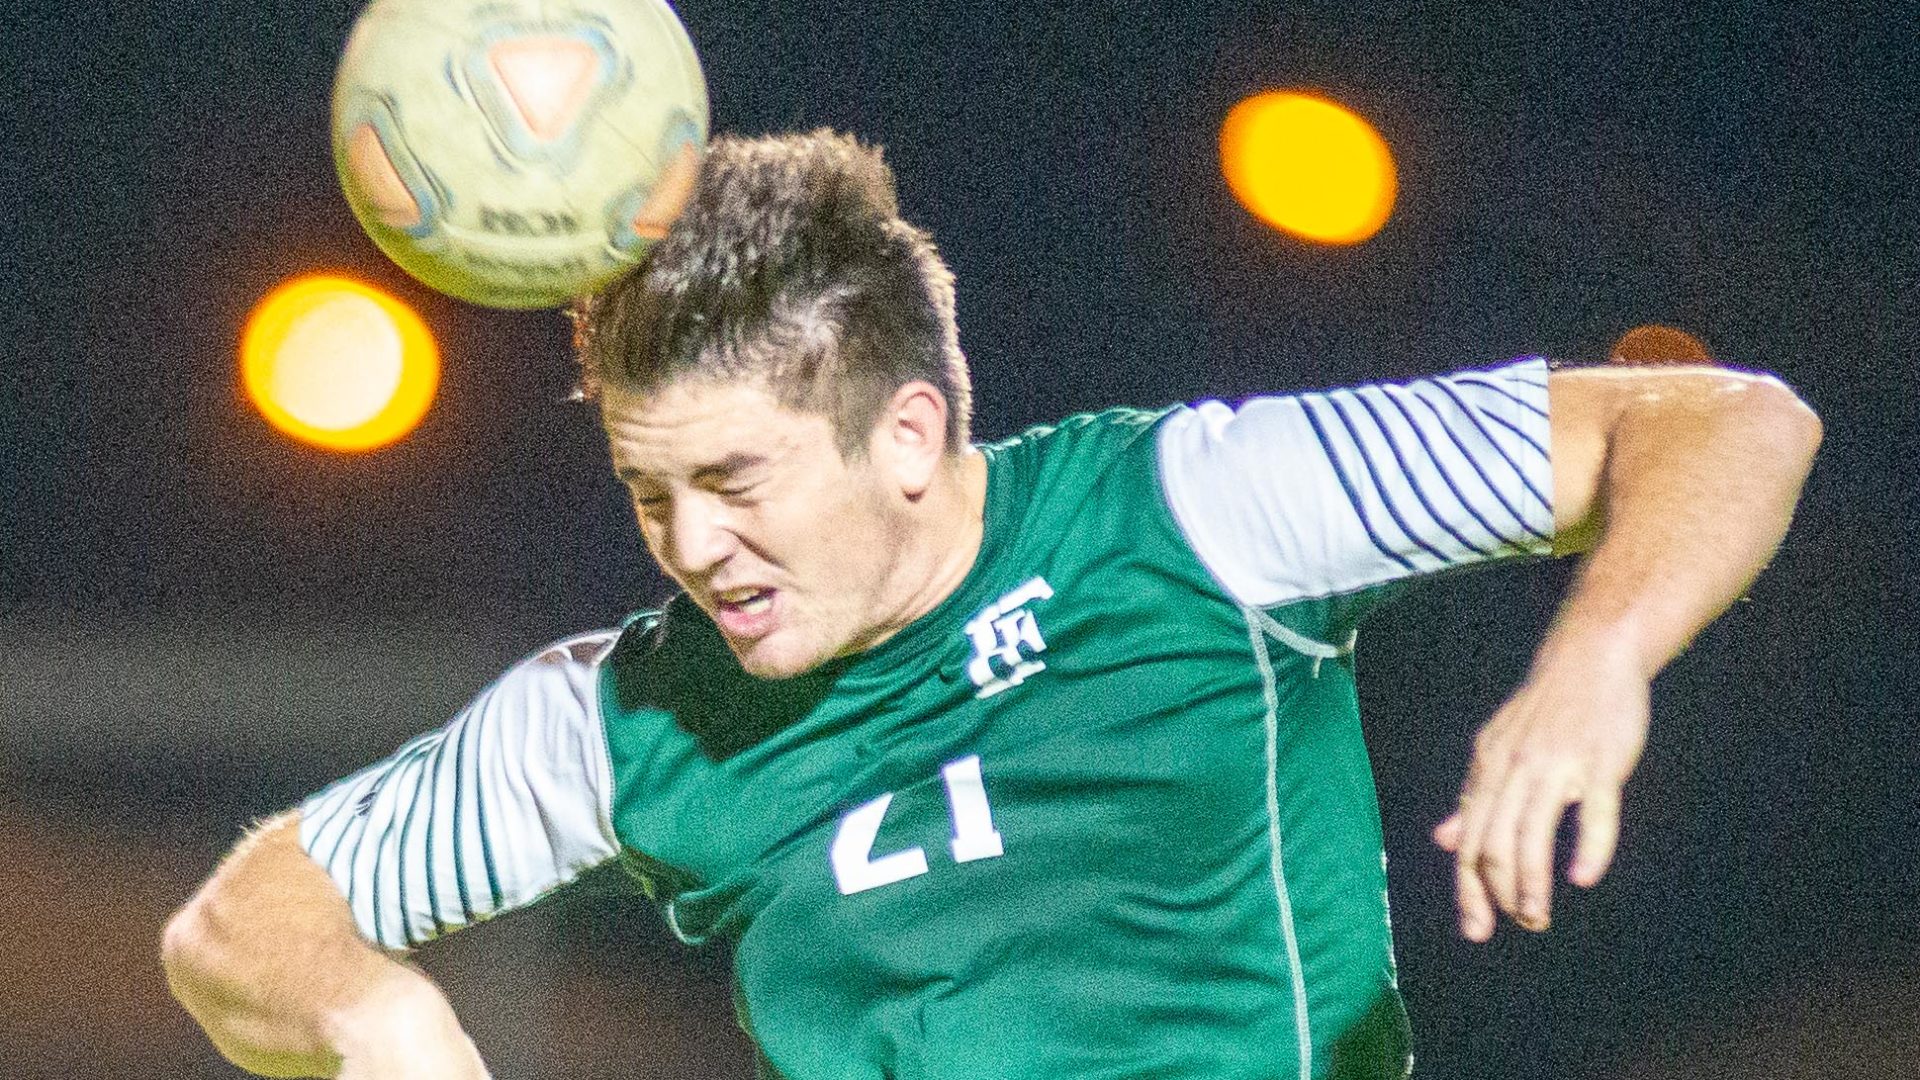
[3,0,1915,1076]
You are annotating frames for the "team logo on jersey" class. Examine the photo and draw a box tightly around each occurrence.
[964,577,1054,698]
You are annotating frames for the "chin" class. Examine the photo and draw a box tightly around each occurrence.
[730,634,833,681]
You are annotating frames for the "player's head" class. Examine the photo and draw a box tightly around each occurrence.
[574,128,971,454]
[575,129,976,678]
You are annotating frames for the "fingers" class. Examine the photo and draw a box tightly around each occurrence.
[1570,787,1623,887]
[1450,739,1610,939]
[1477,769,1535,929]
[1513,773,1581,929]
[1453,772,1551,939]
[1450,750,1503,942]
[1449,668,1648,943]
[1454,837,1497,943]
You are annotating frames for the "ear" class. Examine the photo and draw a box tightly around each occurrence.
[872,380,950,499]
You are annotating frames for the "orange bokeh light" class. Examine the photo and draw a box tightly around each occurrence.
[1220,91,1397,245]
[241,275,439,452]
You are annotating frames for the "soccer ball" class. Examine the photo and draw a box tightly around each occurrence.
[332,0,708,309]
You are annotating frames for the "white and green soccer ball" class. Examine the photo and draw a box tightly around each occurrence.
[332,0,708,308]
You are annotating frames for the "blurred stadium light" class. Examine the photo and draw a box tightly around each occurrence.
[240,275,439,452]
[1219,90,1396,245]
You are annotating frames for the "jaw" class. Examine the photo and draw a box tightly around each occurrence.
[728,631,829,680]
[719,590,887,679]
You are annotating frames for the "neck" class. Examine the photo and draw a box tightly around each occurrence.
[861,449,990,649]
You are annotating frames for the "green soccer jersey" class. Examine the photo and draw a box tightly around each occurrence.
[300,360,1555,1079]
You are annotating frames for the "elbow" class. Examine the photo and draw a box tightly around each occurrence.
[1786,387,1822,458]
[161,887,251,1045]
[1709,368,1820,468]
[161,890,323,1078]
[162,860,254,998]
[161,811,301,991]
[160,822,336,1077]
[160,895,235,1057]
[160,891,215,996]
[1752,374,1823,467]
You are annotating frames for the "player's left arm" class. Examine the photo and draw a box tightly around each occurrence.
[1435,363,1822,942]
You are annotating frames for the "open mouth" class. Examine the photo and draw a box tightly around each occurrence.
[716,586,773,614]
[713,587,778,639]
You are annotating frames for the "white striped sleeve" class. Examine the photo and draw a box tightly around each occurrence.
[1156,358,1555,607]
[296,631,622,950]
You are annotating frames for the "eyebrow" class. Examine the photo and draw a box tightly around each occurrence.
[616,451,770,486]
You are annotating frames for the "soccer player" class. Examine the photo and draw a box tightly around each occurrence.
[161,131,1821,1079]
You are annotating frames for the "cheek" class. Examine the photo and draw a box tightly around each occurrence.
[826,491,906,580]
[632,510,664,556]
[776,489,891,581]
[635,527,681,588]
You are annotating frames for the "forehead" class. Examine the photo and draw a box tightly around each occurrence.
[600,376,837,480]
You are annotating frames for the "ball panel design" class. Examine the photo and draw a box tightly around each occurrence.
[486,36,608,145]
[461,22,622,168]
[606,108,703,250]
[331,0,709,308]
[345,122,424,232]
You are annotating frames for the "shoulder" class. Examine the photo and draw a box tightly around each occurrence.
[1151,358,1557,607]
[985,405,1174,475]
[1155,357,1550,455]
[1153,356,1553,492]
[296,627,626,948]
[487,628,621,722]
[980,405,1179,520]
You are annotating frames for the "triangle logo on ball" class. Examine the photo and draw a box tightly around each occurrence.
[485,34,609,148]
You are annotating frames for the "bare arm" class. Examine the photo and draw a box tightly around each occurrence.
[162,634,617,1074]
[1437,364,1822,941]
[161,813,490,1079]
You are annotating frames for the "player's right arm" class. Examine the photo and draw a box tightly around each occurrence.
[162,814,489,1078]
[161,631,623,1078]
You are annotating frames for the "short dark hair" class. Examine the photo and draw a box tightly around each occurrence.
[573,129,971,456]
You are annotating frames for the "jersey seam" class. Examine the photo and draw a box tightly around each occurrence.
[1245,608,1315,1080]
[585,635,623,853]
[1150,410,1354,659]
[1246,604,1356,662]
[595,616,716,946]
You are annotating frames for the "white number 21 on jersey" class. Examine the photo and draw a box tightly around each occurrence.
[831,755,1004,896]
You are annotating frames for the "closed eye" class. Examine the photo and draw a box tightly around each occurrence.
[631,486,752,511]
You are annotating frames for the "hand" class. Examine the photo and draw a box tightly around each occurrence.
[329,969,493,1080]
[1434,647,1651,942]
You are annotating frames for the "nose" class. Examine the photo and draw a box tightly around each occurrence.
[659,494,739,579]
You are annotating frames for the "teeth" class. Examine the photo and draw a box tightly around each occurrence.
[718,588,771,614]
